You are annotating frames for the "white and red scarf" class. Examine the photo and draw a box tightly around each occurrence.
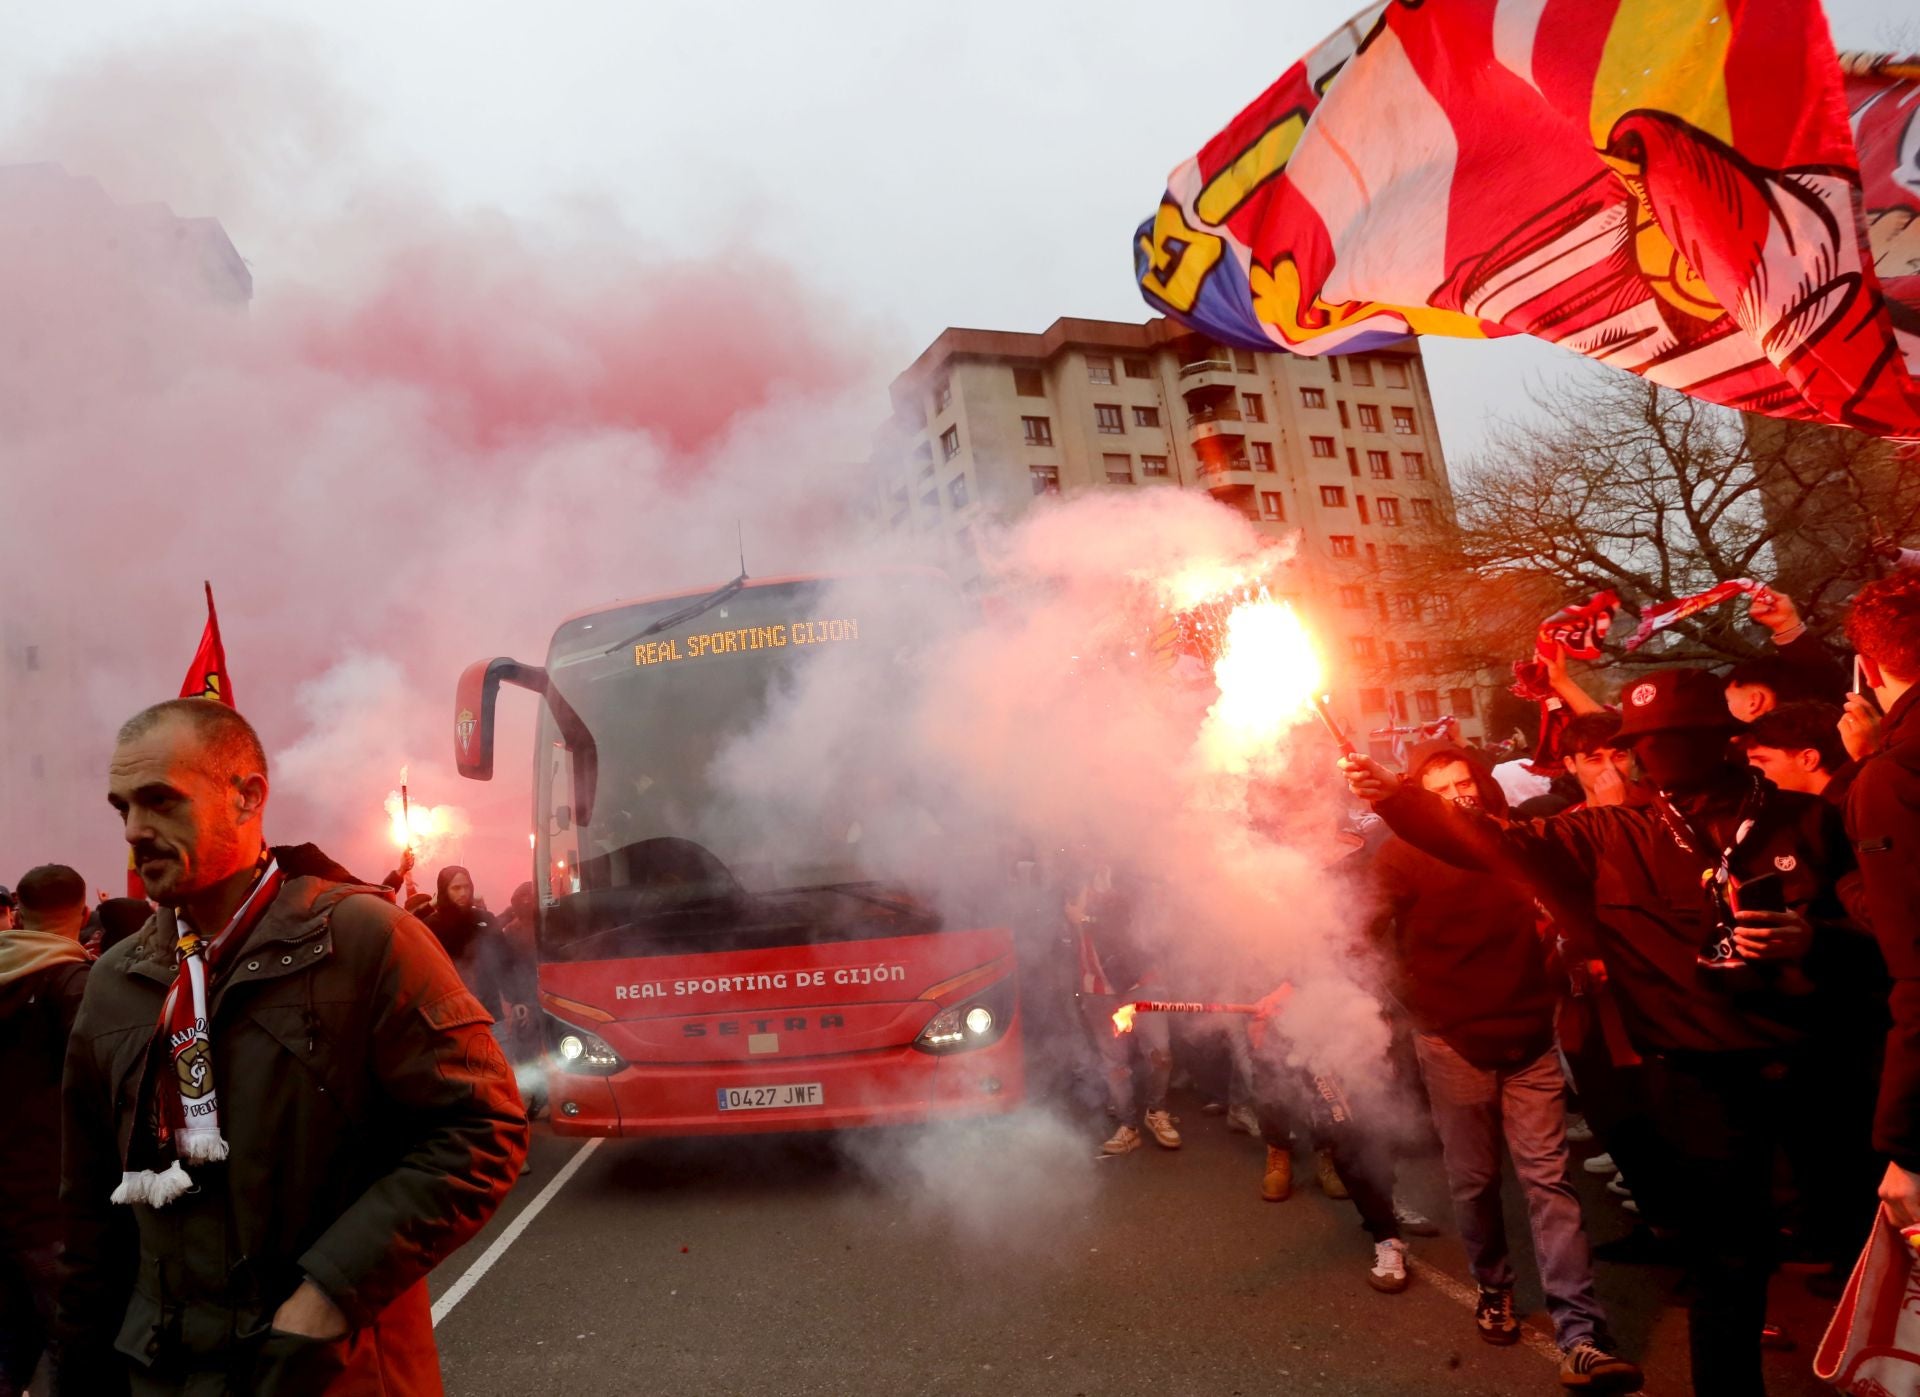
[113,855,284,1208]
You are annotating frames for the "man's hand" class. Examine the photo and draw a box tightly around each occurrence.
[1730,909,1812,962]
[270,1280,349,1340]
[1841,693,1882,763]
[1339,754,1402,803]
[1882,1161,1920,1230]
[1542,641,1570,683]
[1748,587,1804,640]
[398,847,416,878]
[1587,763,1628,808]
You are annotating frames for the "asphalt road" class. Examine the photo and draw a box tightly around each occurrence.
[428,1093,1847,1397]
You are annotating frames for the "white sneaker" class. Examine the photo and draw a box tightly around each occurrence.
[1144,1109,1183,1149]
[1367,1238,1409,1293]
[1393,1199,1441,1236]
[1565,1114,1594,1144]
[1225,1104,1261,1137]
[1606,1174,1633,1198]
[1582,1152,1617,1175]
[1100,1124,1142,1156]
[1621,1198,1641,1216]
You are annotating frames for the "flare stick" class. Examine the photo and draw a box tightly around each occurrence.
[1311,693,1358,757]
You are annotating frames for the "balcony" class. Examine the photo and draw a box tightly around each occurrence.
[1186,403,1246,448]
[1178,358,1239,394]
[1196,456,1258,493]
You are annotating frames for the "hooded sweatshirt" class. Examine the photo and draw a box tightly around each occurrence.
[0,928,90,1225]
[1368,740,1558,1069]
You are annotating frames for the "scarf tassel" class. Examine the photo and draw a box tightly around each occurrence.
[110,1160,195,1208]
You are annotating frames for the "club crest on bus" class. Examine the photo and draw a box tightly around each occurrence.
[456,708,477,758]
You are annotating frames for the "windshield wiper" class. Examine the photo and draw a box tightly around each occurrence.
[781,882,937,921]
[601,571,748,657]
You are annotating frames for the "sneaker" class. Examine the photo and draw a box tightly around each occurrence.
[1226,1104,1261,1137]
[1605,1175,1633,1198]
[1100,1124,1142,1156]
[1582,1152,1617,1175]
[1200,1100,1228,1116]
[1144,1109,1182,1150]
[1558,1340,1643,1391]
[1316,1147,1350,1200]
[1394,1198,1441,1237]
[1565,1114,1594,1144]
[1367,1238,1409,1293]
[1620,1199,1641,1216]
[1475,1287,1520,1346]
[1261,1145,1294,1202]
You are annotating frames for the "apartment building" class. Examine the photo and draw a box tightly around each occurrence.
[872,316,1482,753]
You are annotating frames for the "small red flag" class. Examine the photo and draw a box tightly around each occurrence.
[130,583,237,896]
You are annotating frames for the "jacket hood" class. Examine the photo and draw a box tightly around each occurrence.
[0,927,90,986]
[1403,738,1511,819]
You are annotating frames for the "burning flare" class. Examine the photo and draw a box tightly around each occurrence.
[383,789,466,862]
[1112,1003,1138,1036]
[1194,591,1328,772]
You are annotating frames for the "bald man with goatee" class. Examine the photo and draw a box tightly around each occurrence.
[54,698,526,1397]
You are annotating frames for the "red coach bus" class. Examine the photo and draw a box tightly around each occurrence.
[453,569,1024,1136]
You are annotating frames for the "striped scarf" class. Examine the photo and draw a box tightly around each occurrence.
[113,855,284,1208]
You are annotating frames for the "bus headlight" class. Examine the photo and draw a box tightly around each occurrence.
[914,977,1014,1055]
[547,1017,623,1075]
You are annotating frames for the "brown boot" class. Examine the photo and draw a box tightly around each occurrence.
[1261,1145,1293,1202]
[1316,1146,1350,1200]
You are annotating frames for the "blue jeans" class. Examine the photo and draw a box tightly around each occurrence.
[1080,995,1170,1123]
[1414,1034,1608,1350]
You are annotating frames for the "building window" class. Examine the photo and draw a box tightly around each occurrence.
[1368,542,1381,566]
[1415,690,1440,720]
[1140,454,1169,477]
[1233,349,1257,373]
[1358,404,1382,431]
[1133,405,1161,429]
[1350,636,1378,660]
[1251,441,1275,470]
[1384,360,1409,388]
[1242,392,1266,422]
[1347,447,1360,477]
[949,475,970,509]
[1412,498,1436,524]
[1124,355,1152,379]
[1320,485,1347,507]
[1087,355,1114,384]
[1402,452,1426,478]
[1095,404,1125,434]
[1432,593,1454,619]
[1375,592,1389,621]
[921,489,940,512]
[1392,407,1417,435]
[1337,400,1351,428]
[1355,496,1370,524]
[1385,544,1407,567]
[1260,491,1285,520]
[1301,387,1326,409]
[1103,453,1133,483]
[1393,593,1417,620]
[1368,450,1392,479]
[1359,686,1386,711]
[1389,686,1406,713]
[918,459,936,481]
[1330,535,1357,557]
[1404,640,1430,660]
[1350,358,1374,387]
[1377,497,1401,526]
[1329,358,1342,383]
[1013,366,1045,397]
[1339,585,1366,608]
[1022,416,1053,446]
[940,425,960,460]
[933,378,952,413]
[1310,435,1336,458]
[1452,687,1477,717]
[1030,465,1060,496]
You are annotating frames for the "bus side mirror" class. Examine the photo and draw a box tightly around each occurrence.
[453,657,599,827]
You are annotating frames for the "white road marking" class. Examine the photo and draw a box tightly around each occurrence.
[432,1137,604,1327]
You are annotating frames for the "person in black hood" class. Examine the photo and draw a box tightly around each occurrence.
[1369,741,1631,1379]
[0,864,91,1397]
[424,867,512,1020]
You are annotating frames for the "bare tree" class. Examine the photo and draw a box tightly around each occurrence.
[1400,375,1920,680]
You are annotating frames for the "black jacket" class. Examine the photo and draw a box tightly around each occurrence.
[1846,686,1920,1168]
[1375,763,1860,1056]
[1370,741,1556,1068]
[0,952,89,1236]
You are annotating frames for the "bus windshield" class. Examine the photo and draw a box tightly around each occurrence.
[533,572,962,963]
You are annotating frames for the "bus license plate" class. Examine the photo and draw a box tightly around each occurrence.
[716,1083,824,1112]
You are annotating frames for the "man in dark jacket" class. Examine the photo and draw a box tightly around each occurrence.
[1372,741,1635,1383]
[1344,668,1857,1397]
[0,865,91,1397]
[58,698,527,1396]
[1842,571,1920,1235]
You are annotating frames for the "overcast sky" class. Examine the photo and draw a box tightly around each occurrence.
[0,0,1896,460]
